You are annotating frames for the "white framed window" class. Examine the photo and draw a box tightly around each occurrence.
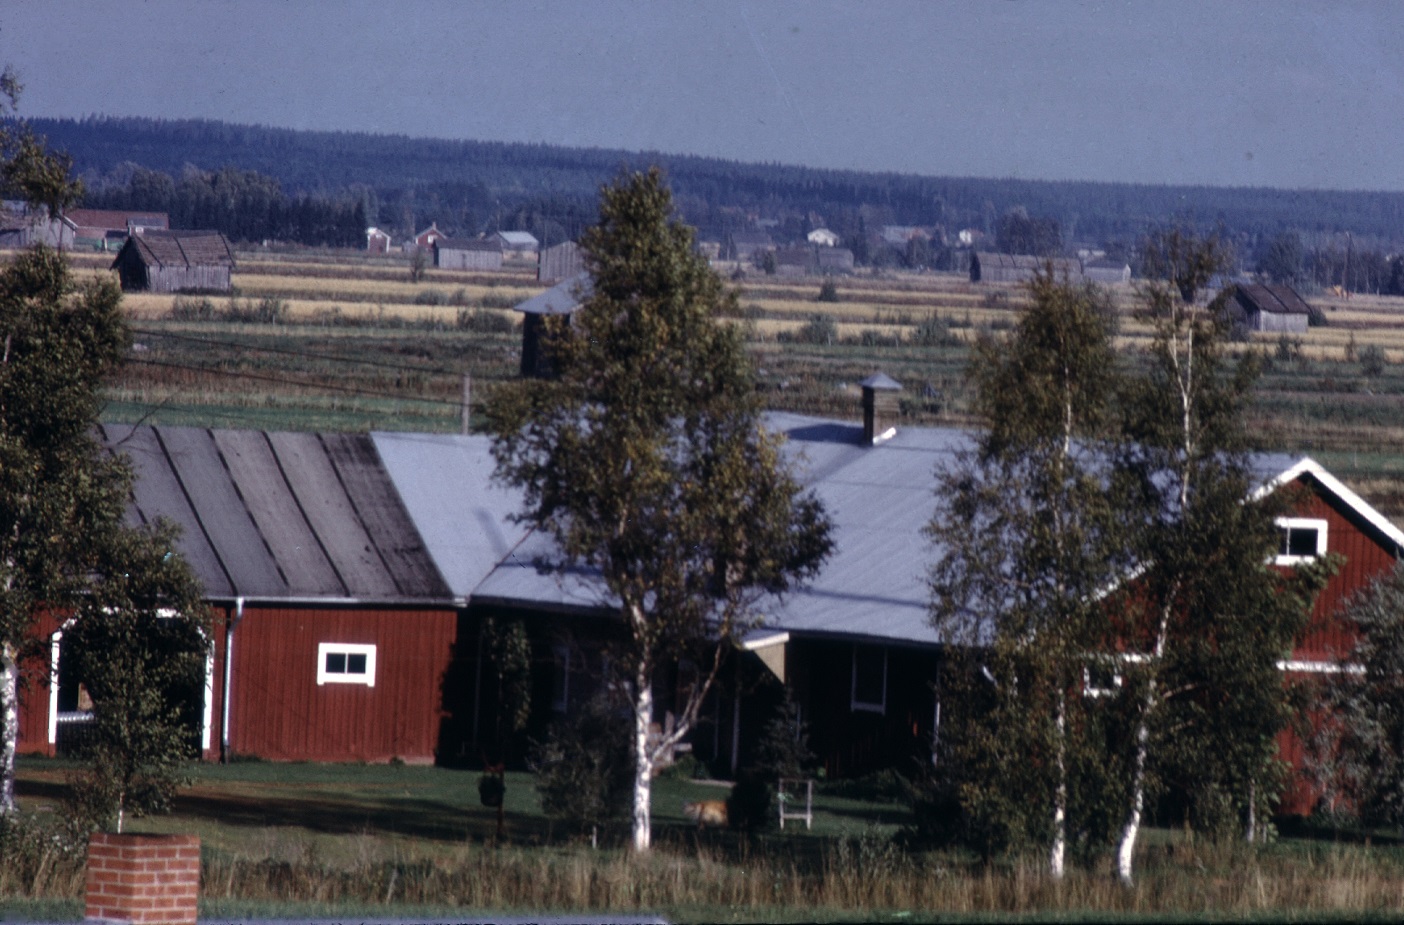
[1083,662,1123,698]
[317,643,376,687]
[1275,517,1328,565]
[851,645,887,714]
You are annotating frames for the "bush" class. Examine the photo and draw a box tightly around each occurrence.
[169,296,216,321]
[1307,304,1329,327]
[753,688,814,783]
[529,693,633,835]
[784,314,838,346]
[1360,344,1388,378]
[226,296,288,324]
[456,309,516,334]
[911,313,960,347]
[817,279,839,303]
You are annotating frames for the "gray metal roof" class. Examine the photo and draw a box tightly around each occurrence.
[103,425,451,603]
[380,414,1316,648]
[513,273,592,316]
[370,431,529,600]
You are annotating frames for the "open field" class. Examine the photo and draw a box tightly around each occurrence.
[56,245,1404,519]
[9,757,1404,922]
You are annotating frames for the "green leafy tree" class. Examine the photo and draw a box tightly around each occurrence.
[0,73,206,817]
[529,692,634,837]
[1111,228,1328,883]
[61,525,208,833]
[1308,564,1404,827]
[488,168,832,851]
[1258,231,1304,285]
[929,270,1126,877]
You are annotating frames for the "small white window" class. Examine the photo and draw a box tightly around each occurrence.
[1083,662,1123,698]
[1275,518,1327,565]
[317,643,376,687]
[851,645,887,714]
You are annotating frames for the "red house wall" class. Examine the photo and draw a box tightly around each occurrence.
[225,604,459,763]
[1276,474,1400,815]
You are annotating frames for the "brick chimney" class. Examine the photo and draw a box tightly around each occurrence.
[859,372,902,444]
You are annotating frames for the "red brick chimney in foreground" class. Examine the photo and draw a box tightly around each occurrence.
[85,832,200,925]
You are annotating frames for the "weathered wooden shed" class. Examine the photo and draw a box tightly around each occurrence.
[435,237,503,271]
[110,230,236,293]
[512,272,591,377]
[538,241,584,283]
[1228,283,1312,334]
[970,251,1082,283]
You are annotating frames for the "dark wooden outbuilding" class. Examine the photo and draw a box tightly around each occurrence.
[1228,283,1312,334]
[110,230,236,293]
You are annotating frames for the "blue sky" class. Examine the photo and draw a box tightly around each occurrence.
[4,1,1402,191]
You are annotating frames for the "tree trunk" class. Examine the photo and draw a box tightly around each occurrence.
[1050,690,1067,880]
[1117,711,1148,885]
[0,643,17,814]
[631,669,654,852]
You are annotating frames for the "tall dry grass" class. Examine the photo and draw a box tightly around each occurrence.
[190,832,1404,919]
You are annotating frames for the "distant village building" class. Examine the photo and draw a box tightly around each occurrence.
[435,237,503,271]
[365,227,392,254]
[774,246,817,278]
[1227,284,1312,334]
[807,228,840,247]
[67,209,169,250]
[496,231,540,254]
[818,247,856,274]
[725,230,775,262]
[538,241,584,283]
[408,223,446,252]
[110,230,236,293]
[0,202,75,249]
[879,225,931,247]
[970,251,1082,284]
[1081,257,1132,285]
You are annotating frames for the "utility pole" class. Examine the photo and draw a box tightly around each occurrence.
[461,373,471,435]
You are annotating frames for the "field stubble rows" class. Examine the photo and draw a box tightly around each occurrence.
[88,249,1404,519]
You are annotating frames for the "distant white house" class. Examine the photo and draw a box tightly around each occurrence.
[807,228,840,247]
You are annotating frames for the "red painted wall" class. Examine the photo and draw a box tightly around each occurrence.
[225,604,459,763]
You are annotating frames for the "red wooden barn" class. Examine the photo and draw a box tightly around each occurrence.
[18,425,469,765]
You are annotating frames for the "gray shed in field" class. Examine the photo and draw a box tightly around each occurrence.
[970,252,1081,284]
[435,237,503,271]
[111,230,236,293]
[1228,284,1312,334]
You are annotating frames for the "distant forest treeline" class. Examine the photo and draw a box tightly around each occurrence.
[31,115,1404,267]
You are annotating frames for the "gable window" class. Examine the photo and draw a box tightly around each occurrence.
[851,645,887,714]
[1275,518,1327,565]
[317,643,376,687]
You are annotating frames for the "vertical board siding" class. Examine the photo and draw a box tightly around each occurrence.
[228,605,458,762]
[1288,480,1399,662]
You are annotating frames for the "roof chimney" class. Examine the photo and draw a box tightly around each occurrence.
[859,372,902,445]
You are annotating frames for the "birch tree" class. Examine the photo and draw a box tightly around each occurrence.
[487,169,831,851]
[929,270,1126,876]
[1112,229,1327,883]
